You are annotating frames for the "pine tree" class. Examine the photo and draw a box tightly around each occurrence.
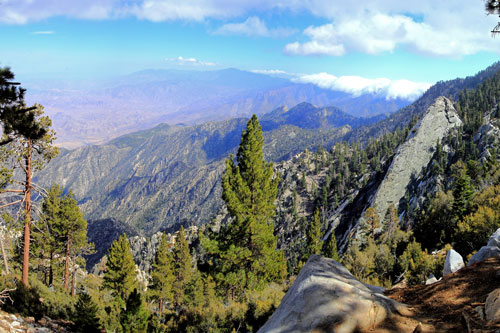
[54,190,89,291]
[103,234,138,301]
[0,101,57,287]
[73,293,101,333]
[172,226,193,308]
[304,209,322,259]
[453,166,474,222]
[324,231,340,262]
[363,207,381,240]
[149,233,175,313]
[203,114,286,296]
[32,184,62,286]
[120,288,149,333]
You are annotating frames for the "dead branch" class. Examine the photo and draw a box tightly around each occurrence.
[0,200,22,209]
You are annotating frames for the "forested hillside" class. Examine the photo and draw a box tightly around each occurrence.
[37,103,378,234]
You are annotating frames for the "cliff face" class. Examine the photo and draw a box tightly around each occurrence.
[368,96,462,223]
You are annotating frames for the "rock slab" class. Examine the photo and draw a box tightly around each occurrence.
[443,249,464,276]
[468,228,500,266]
[367,96,462,224]
[258,255,407,333]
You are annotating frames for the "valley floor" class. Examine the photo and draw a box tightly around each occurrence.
[375,258,500,332]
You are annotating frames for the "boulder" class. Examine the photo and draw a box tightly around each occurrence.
[468,228,500,266]
[485,288,500,322]
[443,249,464,276]
[258,255,408,333]
[425,274,438,285]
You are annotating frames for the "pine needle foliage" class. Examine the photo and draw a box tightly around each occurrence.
[103,234,138,301]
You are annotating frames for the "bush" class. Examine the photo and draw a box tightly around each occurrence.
[399,241,437,285]
[2,277,76,321]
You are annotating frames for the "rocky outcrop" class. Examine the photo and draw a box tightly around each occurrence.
[258,255,407,333]
[367,96,462,224]
[443,249,464,276]
[468,228,500,266]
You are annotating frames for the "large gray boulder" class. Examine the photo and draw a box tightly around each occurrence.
[467,228,500,266]
[258,255,407,333]
[443,249,464,276]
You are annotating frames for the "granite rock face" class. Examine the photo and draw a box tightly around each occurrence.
[258,255,407,333]
[468,228,500,266]
[367,96,462,224]
[443,249,464,276]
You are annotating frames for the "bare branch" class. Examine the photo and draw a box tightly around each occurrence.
[0,200,22,209]
[17,160,27,174]
[0,189,23,194]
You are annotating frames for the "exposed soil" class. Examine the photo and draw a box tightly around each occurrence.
[372,258,500,332]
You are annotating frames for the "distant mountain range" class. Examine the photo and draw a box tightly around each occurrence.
[36,102,382,234]
[24,68,410,148]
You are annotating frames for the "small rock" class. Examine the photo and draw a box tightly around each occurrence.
[26,328,36,333]
[474,306,485,321]
[11,321,20,327]
[25,317,35,324]
[443,249,464,276]
[412,322,423,333]
[425,274,438,285]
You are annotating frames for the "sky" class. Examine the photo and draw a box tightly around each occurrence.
[1,0,500,100]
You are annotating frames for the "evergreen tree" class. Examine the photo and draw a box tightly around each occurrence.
[73,293,101,333]
[149,233,175,314]
[32,184,62,286]
[323,231,340,262]
[304,209,322,259]
[0,102,57,287]
[172,226,193,308]
[54,190,89,291]
[203,114,286,296]
[452,165,474,222]
[362,207,381,240]
[103,234,138,301]
[120,288,149,333]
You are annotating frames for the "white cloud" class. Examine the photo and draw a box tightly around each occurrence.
[285,10,500,57]
[165,56,217,66]
[215,16,295,37]
[250,69,289,75]
[2,1,499,57]
[33,31,55,35]
[294,72,432,101]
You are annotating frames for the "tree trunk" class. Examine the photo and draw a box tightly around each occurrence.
[49,251,53,286]
[71,257,77,296]
[22,139,32,287]
[64,234,71,290]
[0,231,9,275]
[159,298,163,314]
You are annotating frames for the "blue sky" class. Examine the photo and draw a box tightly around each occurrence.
[1,0,500,100]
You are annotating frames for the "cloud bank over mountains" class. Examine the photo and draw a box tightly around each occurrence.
[294,73,431,101]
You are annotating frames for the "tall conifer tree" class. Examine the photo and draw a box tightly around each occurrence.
[203,115,286,296]
[304,209,323,259]
[149,233,175,313]
[103,234,138,301]
[172,226,193,308]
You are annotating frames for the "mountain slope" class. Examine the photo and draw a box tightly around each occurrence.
[37,103,370,234]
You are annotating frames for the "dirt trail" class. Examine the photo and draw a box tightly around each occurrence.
[367,258,500,332]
